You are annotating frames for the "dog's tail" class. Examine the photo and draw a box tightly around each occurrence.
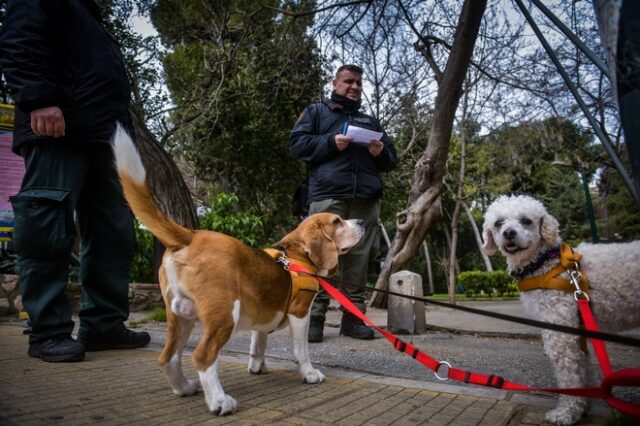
[112,123,193,250]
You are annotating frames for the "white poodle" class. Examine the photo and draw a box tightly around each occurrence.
[481,194,640,425]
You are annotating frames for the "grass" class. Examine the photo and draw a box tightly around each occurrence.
[129,306,167,328]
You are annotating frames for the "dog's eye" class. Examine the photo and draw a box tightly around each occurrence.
[494,220,503,228]
[333,217,341,225]
[520,218,532,225]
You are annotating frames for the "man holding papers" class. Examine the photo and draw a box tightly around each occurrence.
[289,64,397,342]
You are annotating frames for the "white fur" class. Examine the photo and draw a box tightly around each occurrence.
[289,314,325,384]
[112,122,145,183]
[199,360,238,415]
[161,319,198,397]
[482,194,640,425]
[162,352,199,396]
[248,331,268,374]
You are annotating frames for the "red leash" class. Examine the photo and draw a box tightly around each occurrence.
[287,263,640,420]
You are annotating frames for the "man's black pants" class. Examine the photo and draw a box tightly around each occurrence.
[10,140,135,341]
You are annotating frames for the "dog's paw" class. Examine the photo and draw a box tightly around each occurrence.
[248,358,267,374]
[207,394,238,416]
[172,379,200,396]
[302,368,325,384]
[545,406,583,425]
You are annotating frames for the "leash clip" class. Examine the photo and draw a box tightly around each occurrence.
[276,251,291,271]
[569,261,588,301]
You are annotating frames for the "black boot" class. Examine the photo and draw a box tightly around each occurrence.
[28,335,86,362]
[78,327,151,351]
[340,312,374,340]
[308,316,324,343]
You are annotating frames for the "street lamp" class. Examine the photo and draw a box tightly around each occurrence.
[552,160,599,243]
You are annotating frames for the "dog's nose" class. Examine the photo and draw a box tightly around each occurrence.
[503,229,516,240]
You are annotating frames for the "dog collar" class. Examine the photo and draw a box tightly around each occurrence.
[510,246,561,280]
[516,243,590,295]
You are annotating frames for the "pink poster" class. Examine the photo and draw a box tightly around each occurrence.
[0,129,23,213]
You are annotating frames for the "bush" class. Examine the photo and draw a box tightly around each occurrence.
[457,270,518,298]
[199,192,262,247]
[131,220,155,283]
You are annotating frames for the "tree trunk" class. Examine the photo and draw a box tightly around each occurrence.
[129,109,199,283]
[422,240,435,295]
[442,226,460,278]
[462,201,493,271]
[378,219,391,248]
[129,108,198,229]
[371,0,487,308]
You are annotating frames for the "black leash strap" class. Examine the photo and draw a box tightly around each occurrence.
[319,276,640,348]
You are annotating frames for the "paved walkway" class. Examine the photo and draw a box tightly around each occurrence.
[0,300,624,425]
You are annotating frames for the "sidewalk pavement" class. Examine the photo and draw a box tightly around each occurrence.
[0,301,623,425]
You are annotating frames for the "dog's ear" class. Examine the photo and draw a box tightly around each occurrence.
[481,228,497,255]
[540,212,560,246]
[304,224,339,274]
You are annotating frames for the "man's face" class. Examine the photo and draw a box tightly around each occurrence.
[332,70,363,101]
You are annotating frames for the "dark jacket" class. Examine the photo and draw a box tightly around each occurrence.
[0,0,132,153]
[289,99,397,202]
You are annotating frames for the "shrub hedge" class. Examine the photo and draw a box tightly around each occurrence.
[457,270,518,298]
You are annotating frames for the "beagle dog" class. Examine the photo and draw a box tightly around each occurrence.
[112,125,364,415]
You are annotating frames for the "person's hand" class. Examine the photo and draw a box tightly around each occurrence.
[368,139,384,157]
[30,106,65,138]
[335,134,353,151]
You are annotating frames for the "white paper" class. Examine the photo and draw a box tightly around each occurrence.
[345,124,383,144]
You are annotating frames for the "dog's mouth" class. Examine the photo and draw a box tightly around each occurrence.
[503,242,525,254]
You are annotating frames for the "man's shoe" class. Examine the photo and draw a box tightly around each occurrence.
[340,312,374,340]
[308,317,324,343]
[28,335,86,362]
[78,328,151,351]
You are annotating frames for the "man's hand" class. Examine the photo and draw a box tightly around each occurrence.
[31,106,65,138]
[335,134,353,151]
[368,139,384,157]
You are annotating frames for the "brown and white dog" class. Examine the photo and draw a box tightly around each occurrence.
[112,125,364,415]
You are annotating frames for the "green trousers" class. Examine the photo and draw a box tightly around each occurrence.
[11,140,135,341]
[308,198,380,319]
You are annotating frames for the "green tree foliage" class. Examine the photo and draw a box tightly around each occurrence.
[472,118,597,203]
[150,0,326,241]
[131,220,155,283]
[99,2,170,127]
[597,166,640,240]
[199,192,263,247]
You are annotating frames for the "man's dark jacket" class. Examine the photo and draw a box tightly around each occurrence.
[0,0,131,153]
[289,99,397,203]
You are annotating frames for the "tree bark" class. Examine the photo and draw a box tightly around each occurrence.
[422,240,435,295]
[129,109,199,283]
[370,0,487,308]
[129,108,199,229]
